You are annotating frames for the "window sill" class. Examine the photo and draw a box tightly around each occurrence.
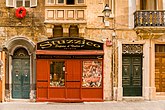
[45,4,87,7]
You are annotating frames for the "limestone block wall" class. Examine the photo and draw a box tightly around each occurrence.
[0,0,46,45]
[0,0,46,102]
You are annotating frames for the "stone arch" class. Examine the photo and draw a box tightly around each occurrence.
[3,36,36,101]
[3,36,35,55]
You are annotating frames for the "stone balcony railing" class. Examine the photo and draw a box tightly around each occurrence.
[134,10,165,28]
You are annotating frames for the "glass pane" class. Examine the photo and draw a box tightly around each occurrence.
[66,0,74,4]
[48,0,54,3]
[69,25,79,37]
[50,61,65,87]
[78,0,84,3]
[25,0,30,7]
[16,0,23,7]
[6,0,14,7]
[53,26,63,37]
[82,60,102,87]
[58,0,64,3]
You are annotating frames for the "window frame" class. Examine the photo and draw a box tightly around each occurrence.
[53,25,63,38]
[82,60,103,88]
[69,25,79,37]
[49,60,66,87]
[45,0,85,5]
[6,0,37,8]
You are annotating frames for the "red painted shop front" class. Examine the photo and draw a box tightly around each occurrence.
[36,37,104,102]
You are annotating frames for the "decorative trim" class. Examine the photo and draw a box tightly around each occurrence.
[122,44,143,54]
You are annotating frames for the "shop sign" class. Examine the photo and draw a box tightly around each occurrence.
[37,37,103,50]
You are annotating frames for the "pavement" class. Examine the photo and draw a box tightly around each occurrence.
[0,100,165,110]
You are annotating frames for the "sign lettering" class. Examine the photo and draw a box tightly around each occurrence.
[37,37,103,50]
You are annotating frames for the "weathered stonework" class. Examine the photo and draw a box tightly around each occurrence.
[1,0,164,102]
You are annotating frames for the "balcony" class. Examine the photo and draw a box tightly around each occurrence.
[134,10,165,37]
[44,5,87,24]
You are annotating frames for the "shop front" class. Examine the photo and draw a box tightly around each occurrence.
[36,37,104,102]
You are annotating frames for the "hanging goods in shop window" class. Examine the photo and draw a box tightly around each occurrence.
[15,7,26,19]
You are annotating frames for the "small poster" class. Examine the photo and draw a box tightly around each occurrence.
[82,60,102,87]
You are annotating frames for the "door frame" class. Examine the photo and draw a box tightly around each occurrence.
[116,40,150,101]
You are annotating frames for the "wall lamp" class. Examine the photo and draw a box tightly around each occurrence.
[101,4,111,26]
[102,4,111,18]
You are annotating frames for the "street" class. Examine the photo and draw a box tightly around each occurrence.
[0,100,165,110]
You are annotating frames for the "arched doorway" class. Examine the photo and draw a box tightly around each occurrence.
[12,48,30,99]
[3,37,35,101]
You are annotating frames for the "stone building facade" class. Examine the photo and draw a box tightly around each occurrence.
[0,0,164,102]
[0,0,45,102]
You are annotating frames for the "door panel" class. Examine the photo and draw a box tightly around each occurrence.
[66,60,81,81]
[36,60,49,99]
[22,59,30,98]
[122,55,142,96]
[155,54,165,92]
[12,59,30,99]
[66,60,81,99]
[37,60,49,81]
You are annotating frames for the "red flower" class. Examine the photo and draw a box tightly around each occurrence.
[15,7,26,19]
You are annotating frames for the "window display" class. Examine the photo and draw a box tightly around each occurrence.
[82,60,102,87]
[50,61,65,87]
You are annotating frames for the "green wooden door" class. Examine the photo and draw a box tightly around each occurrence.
[122,55,142,96]
[12,59,30,99]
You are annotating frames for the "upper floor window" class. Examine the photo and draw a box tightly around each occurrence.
[69,25,79,37]
[6,0,37,8]
[78,0,84,3]
[53,25,63,38]
[46,0,85,5]
[140,0,157,10]
[58,0,64,3]
[66,0,74,5]
[16,0,30,7]
[47,0,54,4]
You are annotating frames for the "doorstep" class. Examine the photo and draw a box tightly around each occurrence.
[122,97,144,101]
[155,92,165,100]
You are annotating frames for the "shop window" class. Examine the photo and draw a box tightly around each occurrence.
[82,60,102,87]
[6,0,37,7]
[53,26,63,37]
[50,61,65,87]
[69,25,79,37]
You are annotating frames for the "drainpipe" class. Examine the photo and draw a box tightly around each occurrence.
[112,0,116,101]
[149,33,153,100]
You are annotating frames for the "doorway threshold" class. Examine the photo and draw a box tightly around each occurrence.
[10,99,31,102]
[122,97,144,101]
